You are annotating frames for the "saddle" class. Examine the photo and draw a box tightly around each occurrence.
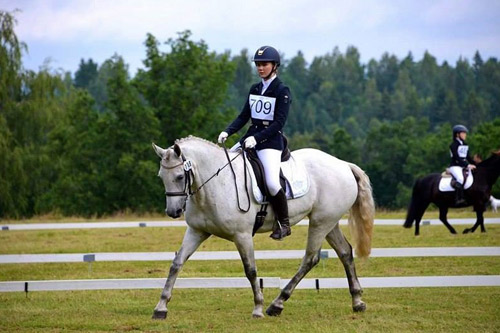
[246,149,289,199]
[438,168,473,192]
[244,140,309,206]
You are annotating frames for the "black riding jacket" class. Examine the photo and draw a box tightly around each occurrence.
[449,138,474,167]
[225,77,291,151]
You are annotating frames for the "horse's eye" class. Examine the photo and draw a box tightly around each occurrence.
[176,174,184,181]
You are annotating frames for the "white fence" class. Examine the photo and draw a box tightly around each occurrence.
[1,275,499,292]
[2,218,499,231]
[2,219,499,293]
[1,247,499,264]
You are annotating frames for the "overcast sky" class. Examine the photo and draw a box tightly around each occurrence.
[3,0,500,76]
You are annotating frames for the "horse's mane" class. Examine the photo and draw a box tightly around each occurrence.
[172,135,221,150]
[478,150,500,168]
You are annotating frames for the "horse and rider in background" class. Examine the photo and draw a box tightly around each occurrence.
[404,124,500,235]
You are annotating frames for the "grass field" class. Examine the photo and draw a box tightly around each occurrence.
[1,215,499,332]
[0,288,498,332]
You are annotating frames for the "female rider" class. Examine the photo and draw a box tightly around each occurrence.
[449,124,476,205]
[218,46,292,240]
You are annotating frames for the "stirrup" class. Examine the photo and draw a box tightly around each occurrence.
[270,221,291,241]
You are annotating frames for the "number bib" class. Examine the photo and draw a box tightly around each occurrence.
[457,145,468,158]
[249,94,276,121]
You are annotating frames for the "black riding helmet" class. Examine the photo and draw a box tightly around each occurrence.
[452,124,469,138]
[253,46,281,67]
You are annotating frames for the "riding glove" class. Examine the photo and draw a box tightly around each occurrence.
[218,131,228,143]
[244,136,257,149]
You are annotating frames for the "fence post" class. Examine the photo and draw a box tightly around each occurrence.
[83,254,96,275]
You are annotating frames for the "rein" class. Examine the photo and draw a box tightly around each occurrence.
[162,143,251,212]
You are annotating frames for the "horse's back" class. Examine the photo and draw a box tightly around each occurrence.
[292,148,358,207]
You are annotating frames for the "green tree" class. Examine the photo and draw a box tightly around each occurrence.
[281,51,309,133]
[135,31,235,145]
[74,58,98,89]
[41,56,162,216]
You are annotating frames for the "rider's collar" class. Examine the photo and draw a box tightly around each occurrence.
[261,74,277,94]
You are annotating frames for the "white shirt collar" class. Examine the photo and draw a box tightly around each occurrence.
[261,74,277,94]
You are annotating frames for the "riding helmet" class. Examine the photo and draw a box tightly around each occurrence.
[253,46,280,67]
[452,124,469,137]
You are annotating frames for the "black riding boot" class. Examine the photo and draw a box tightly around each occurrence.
[454,183,466,205]
[269,189,291,240]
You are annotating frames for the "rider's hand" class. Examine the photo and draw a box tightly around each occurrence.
[468,164,477,170]
[244,136,257,149]
[218,131,228,144]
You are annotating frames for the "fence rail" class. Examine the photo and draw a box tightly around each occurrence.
[1,275,499,293]
[1,247,499,264]
[2,218,499,231]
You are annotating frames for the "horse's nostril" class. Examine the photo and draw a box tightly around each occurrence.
[176,209,183,216]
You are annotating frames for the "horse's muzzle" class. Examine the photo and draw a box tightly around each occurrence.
[166,208,183,219]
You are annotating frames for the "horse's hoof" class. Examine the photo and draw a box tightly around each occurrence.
[451,230,457,234]
[152,310,167,320]
[463,229,470,234]
[266,304,283,316]
[252,312,264,318]
[353,301,366,312]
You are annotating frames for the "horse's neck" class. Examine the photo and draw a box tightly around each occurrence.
[478,156,500,187]
[180,140,237,184]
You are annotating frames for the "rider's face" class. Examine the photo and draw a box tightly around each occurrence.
[255,62,274,79]
[459,132,467,141]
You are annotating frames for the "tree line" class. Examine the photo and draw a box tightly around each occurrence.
[1,11,499,218]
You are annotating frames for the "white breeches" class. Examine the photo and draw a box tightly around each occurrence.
[449,166,465,184]
[257,148,282,196]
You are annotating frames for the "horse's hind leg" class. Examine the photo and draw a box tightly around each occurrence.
[152,226,210,320]
[464,209,486,234]
[325,224,365,312]
[266,223,327,316]
[439,206,457,234]
[414,200,430,236]
[234,234,265,318]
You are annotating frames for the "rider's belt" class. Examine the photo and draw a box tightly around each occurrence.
[252,120,271,128]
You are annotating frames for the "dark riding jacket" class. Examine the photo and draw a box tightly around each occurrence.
[449,138,474,167]
[225,77,291,151]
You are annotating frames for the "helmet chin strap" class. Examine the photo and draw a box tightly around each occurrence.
[263,64,278,81]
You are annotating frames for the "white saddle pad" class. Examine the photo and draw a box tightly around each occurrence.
[246,153,310,204]
[438,173,473,192]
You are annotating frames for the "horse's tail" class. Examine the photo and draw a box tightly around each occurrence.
[348,163,375,259]
[403,179,421,228]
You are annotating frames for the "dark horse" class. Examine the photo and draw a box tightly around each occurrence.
[404,150,500,235]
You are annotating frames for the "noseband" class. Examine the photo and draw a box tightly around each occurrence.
[160,145,250,212]
[161,155,194,197]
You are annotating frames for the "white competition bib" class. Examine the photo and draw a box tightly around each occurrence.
[249,94,276,121]
[457,145,468,158]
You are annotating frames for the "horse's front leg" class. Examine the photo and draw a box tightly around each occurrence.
[325,224,366,312]
[234,233,264,318]
[463,209,486,234]
[439,206,457,234]
[152,226,210,320]
[266,225,324,316]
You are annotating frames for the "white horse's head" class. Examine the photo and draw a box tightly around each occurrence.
[152,142,190,218]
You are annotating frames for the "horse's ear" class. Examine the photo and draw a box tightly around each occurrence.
[152,143,166,159]
[174,144,182,157]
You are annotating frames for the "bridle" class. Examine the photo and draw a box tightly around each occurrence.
[160,144,250,212]
[161,155,194,197]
